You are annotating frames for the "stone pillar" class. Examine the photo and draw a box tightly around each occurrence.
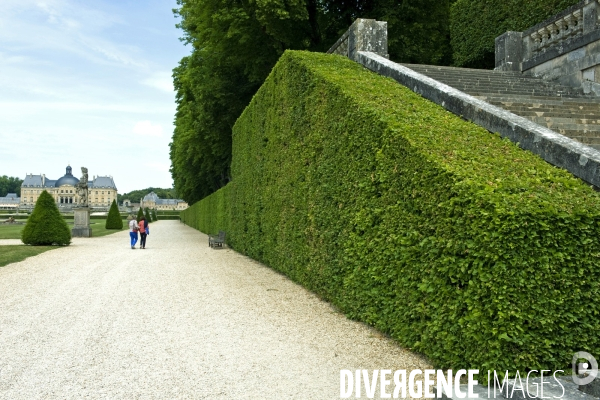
[495,31,523,71]
[327,18,388,62]
[348,19,388,62]
[72,207,92,237]
[583,0,599,34]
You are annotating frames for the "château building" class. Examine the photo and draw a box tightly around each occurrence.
[140,191,188,211]
[20,165,118,210]
[0,193,20,210]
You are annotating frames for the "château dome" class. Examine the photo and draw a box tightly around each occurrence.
[54,165,79,187]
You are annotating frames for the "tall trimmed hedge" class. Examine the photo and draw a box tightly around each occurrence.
[450,0,580,68]
[181,186,230,235]
[105,200,123,229]
[181,51,600,373]
[22,190,71,246]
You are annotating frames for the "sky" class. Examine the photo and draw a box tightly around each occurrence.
[0,0,191,194]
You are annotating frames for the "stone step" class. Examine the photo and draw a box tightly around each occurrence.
[501,110,600,118]
[509,111,600,119]
[400,63,592,98]
[400,63,522,76]
[501,107,600,116]
[487,103,600,112]
[424,77,581,89]
[528,116,600,125]
[534,125,600,137]
[403,68,583,86]
[476,95,600,104]
[400,62,600,150]
[452,84,578,95]
[468,90,587,98]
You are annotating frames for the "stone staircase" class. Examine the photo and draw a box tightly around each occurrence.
[401,64,600,150]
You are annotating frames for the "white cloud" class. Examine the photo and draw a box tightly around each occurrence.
[142,72,174,92]
[0,0,143,69]
[132,121,164,137]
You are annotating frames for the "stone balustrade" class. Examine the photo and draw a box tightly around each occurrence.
[495,0,600,94]
[525,5,586,58]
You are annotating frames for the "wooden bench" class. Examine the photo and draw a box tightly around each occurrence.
[209,231,226,248]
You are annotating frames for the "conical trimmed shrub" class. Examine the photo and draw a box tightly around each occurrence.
[105,200,123,229]
[151,209,157,221]
[136,207,144,221]
[21,190,71,245]
[144,207,152,224]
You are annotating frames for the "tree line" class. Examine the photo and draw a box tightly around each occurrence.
[0,176,23,197]
[117,188,178,204]
[170,0,454,204]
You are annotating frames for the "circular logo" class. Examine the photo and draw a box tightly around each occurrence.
[572,351,598,386]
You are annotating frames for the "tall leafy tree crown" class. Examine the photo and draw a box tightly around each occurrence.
[21,190,71,246]
[170,0,452,203]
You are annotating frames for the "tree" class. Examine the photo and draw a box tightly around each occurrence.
[136,207,144,222]
[144,208,152,224]
[151,209,157,221]
[170,0,453,203]
[117,187,177,204]
[105,200,123,229]
[0,175,23,197]
[21,190,71,245]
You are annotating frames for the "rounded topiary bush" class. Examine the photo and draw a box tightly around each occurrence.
[144,208,152,224]
[21,190,71,246]
[105,199,123,229]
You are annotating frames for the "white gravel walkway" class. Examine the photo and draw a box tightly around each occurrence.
[0,239,23,245]
[0,221,431,399]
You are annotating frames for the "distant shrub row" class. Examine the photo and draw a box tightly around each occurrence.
[450,0,580,67]
[181,51,600,373]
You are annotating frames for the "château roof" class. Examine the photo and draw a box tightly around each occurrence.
[142,191,185,205]
[21,166,117,190]
[0,193,20,204]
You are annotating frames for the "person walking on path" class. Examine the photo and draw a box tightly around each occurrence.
[139,217,149,249]
[129,217,139,249]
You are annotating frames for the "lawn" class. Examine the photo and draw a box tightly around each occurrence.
[0,224,24,239]
[0,219,129,240]
[90,220,129,237]
[0,245,58,267]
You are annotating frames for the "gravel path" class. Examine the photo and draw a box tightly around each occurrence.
[0,221,431,399]
[0,239,23,245]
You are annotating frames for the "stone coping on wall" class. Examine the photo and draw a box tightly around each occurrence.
[356,51,600,187]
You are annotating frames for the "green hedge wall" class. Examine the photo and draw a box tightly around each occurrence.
[181,187,230,235]
[181,50,600,373]
[450,0,580,68]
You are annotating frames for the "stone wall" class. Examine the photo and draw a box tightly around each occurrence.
[495,0,600,94]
